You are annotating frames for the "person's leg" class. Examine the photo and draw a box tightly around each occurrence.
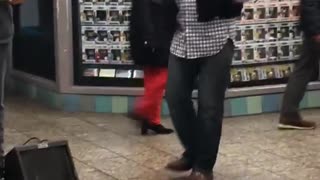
[166,54,199,164]
[149,67,168,125]
[0,43,9,176]
[134,67,156,121]
[279,39,320,129]
[5,41,12,91]
[194,40,234,172]
[134,67,173,134]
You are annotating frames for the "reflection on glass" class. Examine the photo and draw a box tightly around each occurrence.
[13,0,55,81]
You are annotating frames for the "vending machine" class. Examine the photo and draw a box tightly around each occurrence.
[231,0,307,87]
[72,0,143,87]
[72,0,308,88]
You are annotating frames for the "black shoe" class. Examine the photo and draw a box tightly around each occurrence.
[141,122,174,135]
[166,157,193,172]
[278,113,316,130]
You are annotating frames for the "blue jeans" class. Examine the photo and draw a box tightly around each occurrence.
[281,38,320,118]
[166,40,234,172]
[0,43,9,160]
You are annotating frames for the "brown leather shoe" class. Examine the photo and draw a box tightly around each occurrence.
[175,171,213,180]
[166,158,193,172]
[278,115,316,130]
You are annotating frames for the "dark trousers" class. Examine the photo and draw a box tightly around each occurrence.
[0,43,9,164]
[281,39,320,117]
[166,40,234,172]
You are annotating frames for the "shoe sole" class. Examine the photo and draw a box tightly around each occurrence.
[163,167,191,179]
[163,169,190,180]
[278,124,316,130]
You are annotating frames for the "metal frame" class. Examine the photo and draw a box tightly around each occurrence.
[11,0,320,99]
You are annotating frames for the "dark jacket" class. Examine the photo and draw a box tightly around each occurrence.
[196,0,243,22]
[300,0,320,37]
[129,0,243,67]
[129,0,177,67]
[0,3,13,44]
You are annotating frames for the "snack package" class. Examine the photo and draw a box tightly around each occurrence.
[233,46,243,64]
[83,68,99,77]
[265,66,276,79]
[255,45,267,61]
[247,68,260,81]
[231,69,243,82]
[268,43,278,61]
[255,25,267,42]
[278,42,290,60]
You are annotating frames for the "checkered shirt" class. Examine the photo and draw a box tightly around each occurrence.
[170,0,237,59]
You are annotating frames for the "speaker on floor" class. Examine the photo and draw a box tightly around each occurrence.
[5,140,78,180]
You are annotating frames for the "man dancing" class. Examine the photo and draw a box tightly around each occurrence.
[165,0,243,179]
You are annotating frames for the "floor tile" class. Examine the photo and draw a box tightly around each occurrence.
[74,159,117,180]
[4,96,320,180]
[93,157,153,180]
[126,149,175,170]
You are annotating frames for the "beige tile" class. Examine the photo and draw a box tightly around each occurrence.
[244,172,290,180]
[127,149,175,170]
[93,157,154,180]
[215,163,262,178]
[21,129,71,141]
[6,97,320,180]
[74,159,116,180]
[77,131,151,156]
[54,117,104,135]
[4,130,29,145]
[128,170,172,180]
[279,166,320,180]
[69,139,119,163]
[253,156,300,174]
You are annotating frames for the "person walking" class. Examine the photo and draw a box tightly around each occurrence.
[0,0,25,178]
[278,0,319,130]
[128,0,177,135]
[165,0,243,179]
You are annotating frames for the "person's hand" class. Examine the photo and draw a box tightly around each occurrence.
[8,0,25,5]
[313,34,320,43]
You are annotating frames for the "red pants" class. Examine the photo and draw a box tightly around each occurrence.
[134,67,168,125]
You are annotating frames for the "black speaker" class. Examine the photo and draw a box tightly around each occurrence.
[5,140,78,180]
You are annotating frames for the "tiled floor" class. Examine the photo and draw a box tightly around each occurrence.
[4,97,320,180]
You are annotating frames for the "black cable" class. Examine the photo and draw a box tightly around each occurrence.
[40,139,49,143]
[23,137,41,145]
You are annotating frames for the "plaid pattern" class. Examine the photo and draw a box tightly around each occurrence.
[171,0,236,59]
